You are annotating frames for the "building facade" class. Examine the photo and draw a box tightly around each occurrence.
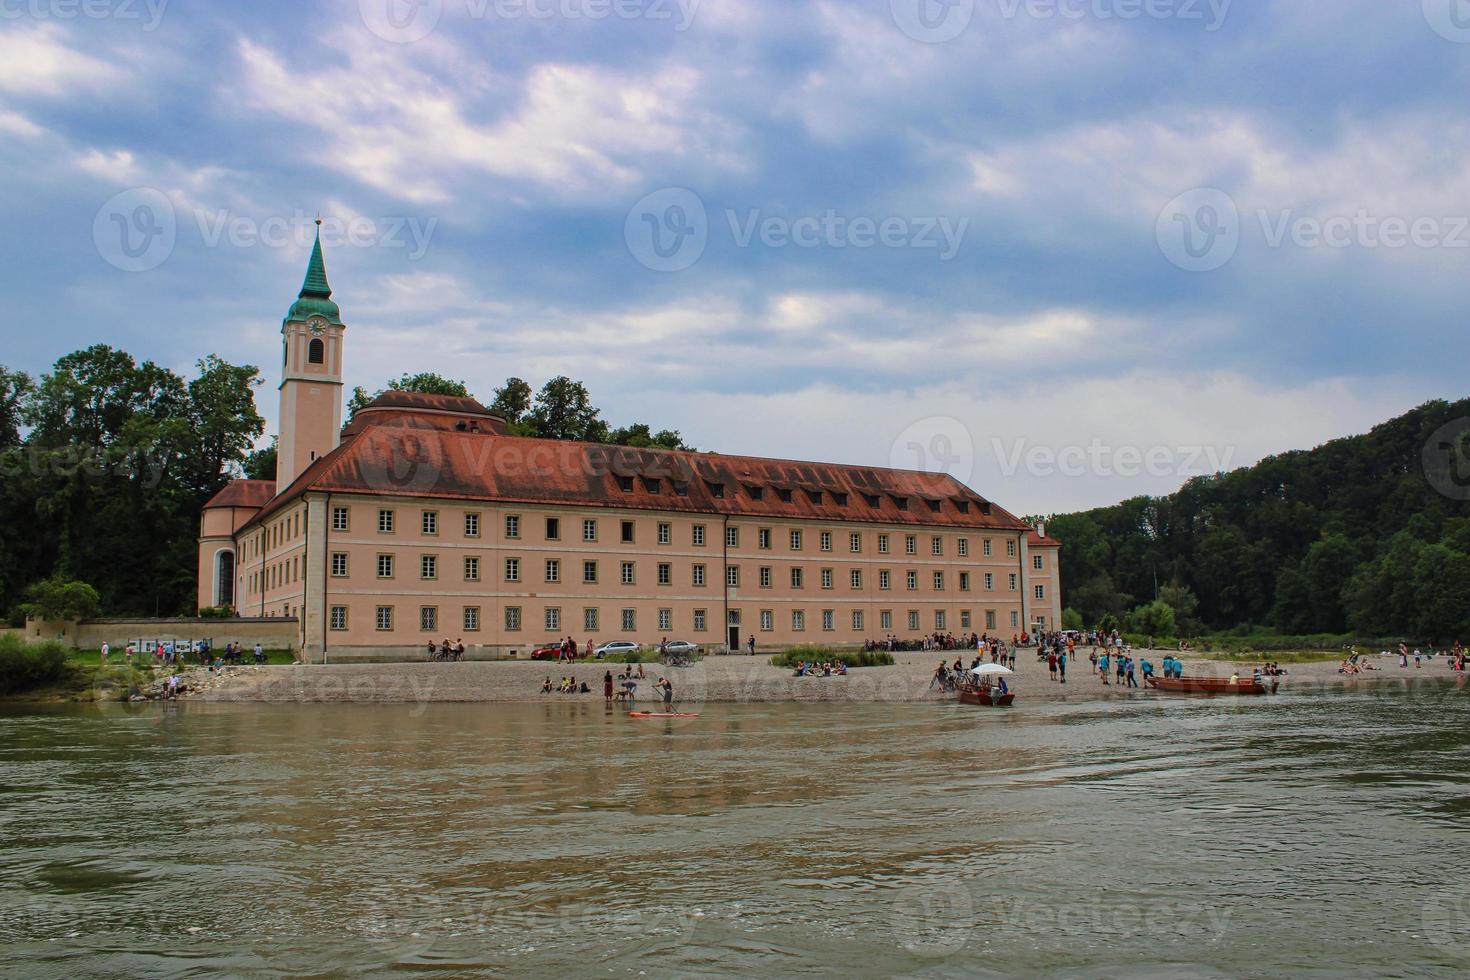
[198,235,1062,661]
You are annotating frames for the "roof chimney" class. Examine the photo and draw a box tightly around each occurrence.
[1036,521,1046,539]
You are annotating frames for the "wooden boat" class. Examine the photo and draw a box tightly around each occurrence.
[1146,675,1278,696]
[629,711,700,718]
[957,683,1015,707]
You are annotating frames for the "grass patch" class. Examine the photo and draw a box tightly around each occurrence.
[67,648,296,667]
[768,647,895,669]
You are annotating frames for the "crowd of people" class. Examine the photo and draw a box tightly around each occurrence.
[791,660,848,677]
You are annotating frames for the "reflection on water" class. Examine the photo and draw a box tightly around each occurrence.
[2,686,1469,977]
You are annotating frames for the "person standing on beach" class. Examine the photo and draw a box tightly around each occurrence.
[604,670,614,702]
[1099,651,1110,684]
[100,641,109,666]
[1058,650,1067,684]
[1047,650,1058,682]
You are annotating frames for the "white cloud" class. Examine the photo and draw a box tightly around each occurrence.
[0,24,118,94]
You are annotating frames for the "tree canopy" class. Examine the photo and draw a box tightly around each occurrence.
[1047,398,1470,641]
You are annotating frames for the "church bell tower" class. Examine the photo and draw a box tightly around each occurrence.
[275,220,345,493]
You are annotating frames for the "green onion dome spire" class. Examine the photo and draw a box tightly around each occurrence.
[286,218,343,325]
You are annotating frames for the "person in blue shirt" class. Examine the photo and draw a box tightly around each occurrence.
[1098,652,1110,684]
[1174,658,1185,678]
[1163,655,1175,679]
[1141,658,1154,682]
[1058,651,1067,684]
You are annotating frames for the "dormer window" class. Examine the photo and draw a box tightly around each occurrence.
[618,476,634,492]
[893,496,909,511]
[308,338,325,364]
[980,502,992,516]
[777,488,793,503]
[745,484,763,501]
[708,482,725,499]
[927,499,942,513]
[956,500,970,514]
[833,492,849,506]
[863,493,881,507]
[673,480,689,496]
[806,489,823,505]
[643,477,662,494]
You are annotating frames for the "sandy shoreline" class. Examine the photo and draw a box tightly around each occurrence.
[187,650,1470,705]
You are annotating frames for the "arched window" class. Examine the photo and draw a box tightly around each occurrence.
[308,338,325,364]
[216,550,236,608]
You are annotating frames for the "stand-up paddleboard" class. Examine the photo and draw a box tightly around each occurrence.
[629,711,700,718]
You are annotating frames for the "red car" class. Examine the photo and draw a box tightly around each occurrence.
[530,642,571,661]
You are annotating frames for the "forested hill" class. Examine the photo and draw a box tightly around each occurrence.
[1047,398,1470,641]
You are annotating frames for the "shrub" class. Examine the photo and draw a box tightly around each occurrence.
[769,647,895,669]
[197,605,235,619]
[0,635,73,695]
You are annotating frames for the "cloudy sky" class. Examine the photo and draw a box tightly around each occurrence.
[2,0,1466,514]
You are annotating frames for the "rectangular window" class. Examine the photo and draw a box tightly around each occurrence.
[760,609,774,631]
[852,610,864,631]
[621,608,636,632]
[584,608,599,631]
[375,606,393,631]
[985,572,994,591]
[329,605,347,631]
[983,539,993,557]
[330,552,347,577]
[879,570,891,590]
[1034,554,1044,570]
[583,561,598,584]
[421,555,438,580]
[933,571,944,591]
[545,517,560,540]
[465,512,480,538]
[905,535,917,555]
[546,607,562,631]
[1035,584,1046,600]
[850,569,862,589]
[908,610,920,631]
[693,609,707,632]
[1009,573,1018,592]
[759,567,772,588]
[658,608,672,631]
[790,567,803,589]
[505,607,522,631]
[420,606,438,632]
[693,564,707,587]
[790,529,802,550]
[958,539,969,557]
[932,536,943,556]
[880,610,893,631]
[1010,610,1020,628]
[378,509,395,533]
[658,522,672,545]
[959,571,970,591]
[583,519,597,542]
[726,526,739,548]
[878,534,890,554]
[961,610,972,629]
[545,559,560,583]
[822,610,835,631]
[377,554,395,578]
[505,558,521,582]
[620,561,636,585]
[331,507,349,531]
[906,570,918,591]
[792,610,806,631]
[1007,540,1017,557]
[622,520,635,544]
[850,532,862,553]
[464,556,480,581]
[727,566,740,587]
[464,606,480,631]
[987,610,998,630]
[936,610,947,630]
[758,528,772,550]
[820,568,834,590]
[505,515,521,539]
[422,511,438,536]
[692,525,706,547]
[820,531,832,552]
[657,562,672,585]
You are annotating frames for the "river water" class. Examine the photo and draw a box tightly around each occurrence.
[2,684,1469,978]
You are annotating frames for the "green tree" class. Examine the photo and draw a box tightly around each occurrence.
[1157,583,1202,637]
[243,437,278,481]
[1062,608,1084,630]
[0,367,32,450]
[609,422,691,450]
[1128,600,1176,638]
[524,376,609,442]
[19,576,102,621]
[489,377,533,425]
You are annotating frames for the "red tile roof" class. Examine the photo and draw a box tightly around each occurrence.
[1028,530,1061,547]
[243,412,1033,534]
[202,479,276,511]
